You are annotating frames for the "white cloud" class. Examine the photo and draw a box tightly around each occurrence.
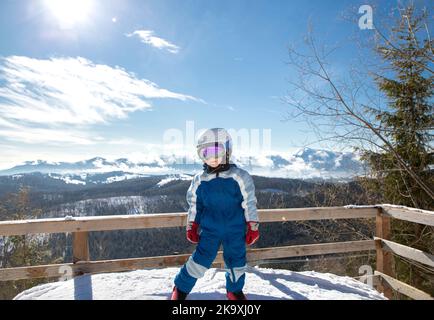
[0,127,97,145]
[127,30,180,54]
[0,55,200,144]
[0,55,198,125]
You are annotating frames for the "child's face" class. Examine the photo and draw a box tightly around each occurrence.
[204,156,224,168]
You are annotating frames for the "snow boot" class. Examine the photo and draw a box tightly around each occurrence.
[170,286,188,300]
[226,290,247,300]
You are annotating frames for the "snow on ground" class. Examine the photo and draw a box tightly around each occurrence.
[14,267,386,300]
[48,173,86,185]
[156,174,192,187]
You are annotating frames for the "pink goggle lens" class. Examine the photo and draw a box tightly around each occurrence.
[201,146,225,159]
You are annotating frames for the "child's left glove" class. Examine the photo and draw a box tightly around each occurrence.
[246,221,260,246]
[186,221,200,244]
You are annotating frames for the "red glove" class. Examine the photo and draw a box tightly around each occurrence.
[246,221,260,246]
[187,221,200,244]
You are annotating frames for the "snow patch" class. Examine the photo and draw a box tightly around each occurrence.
[14,267,386,300]
[157,174,192,187]
[344,204,434,217]
[48,173,85,185]
[104,174,145,184]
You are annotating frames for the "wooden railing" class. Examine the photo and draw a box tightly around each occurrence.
[373,205,434,300]
[0,204,433,300]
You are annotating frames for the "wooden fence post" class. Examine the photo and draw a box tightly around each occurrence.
[375,206,394,299]
[72,232,90,264]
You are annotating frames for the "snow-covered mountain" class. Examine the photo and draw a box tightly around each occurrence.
[0,147,366,180]
[13,267,385,300]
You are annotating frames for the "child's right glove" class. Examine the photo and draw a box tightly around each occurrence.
[186,221,200,244]
[246,221,260,246]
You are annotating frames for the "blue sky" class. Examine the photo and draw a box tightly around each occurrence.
[0,0,425,169]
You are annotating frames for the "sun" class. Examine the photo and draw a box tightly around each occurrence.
[44,0,94,28]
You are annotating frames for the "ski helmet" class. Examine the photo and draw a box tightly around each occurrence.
[196,128,232,163]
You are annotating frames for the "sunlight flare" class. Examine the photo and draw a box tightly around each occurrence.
[44,0,94,28]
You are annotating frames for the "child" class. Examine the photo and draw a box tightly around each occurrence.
[170,128,260,300]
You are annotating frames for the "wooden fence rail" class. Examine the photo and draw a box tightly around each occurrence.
[0,240,376,282]
[0,206,378,236]
[375,237,434,268]
[375,271,434,300]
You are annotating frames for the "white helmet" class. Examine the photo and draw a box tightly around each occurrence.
[196,128,232,163]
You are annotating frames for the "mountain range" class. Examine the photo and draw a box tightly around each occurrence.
[0,147,366,183]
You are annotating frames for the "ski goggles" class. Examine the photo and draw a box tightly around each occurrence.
[198,145,226,160]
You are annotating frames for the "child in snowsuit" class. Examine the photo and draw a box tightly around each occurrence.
[171,128,260,300]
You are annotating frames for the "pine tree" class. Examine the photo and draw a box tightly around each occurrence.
[362,5,434,297]
[0,187,52,299]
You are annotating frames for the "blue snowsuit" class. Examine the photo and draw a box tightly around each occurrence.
[174,163,258,294]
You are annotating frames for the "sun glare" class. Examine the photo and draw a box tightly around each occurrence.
[44,0,94,28]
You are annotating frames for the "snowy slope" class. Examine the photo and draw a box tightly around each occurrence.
[14,267,385,300]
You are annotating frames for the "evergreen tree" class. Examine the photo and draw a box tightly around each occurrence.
[362,5,434,297]
[0,187,53,299]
